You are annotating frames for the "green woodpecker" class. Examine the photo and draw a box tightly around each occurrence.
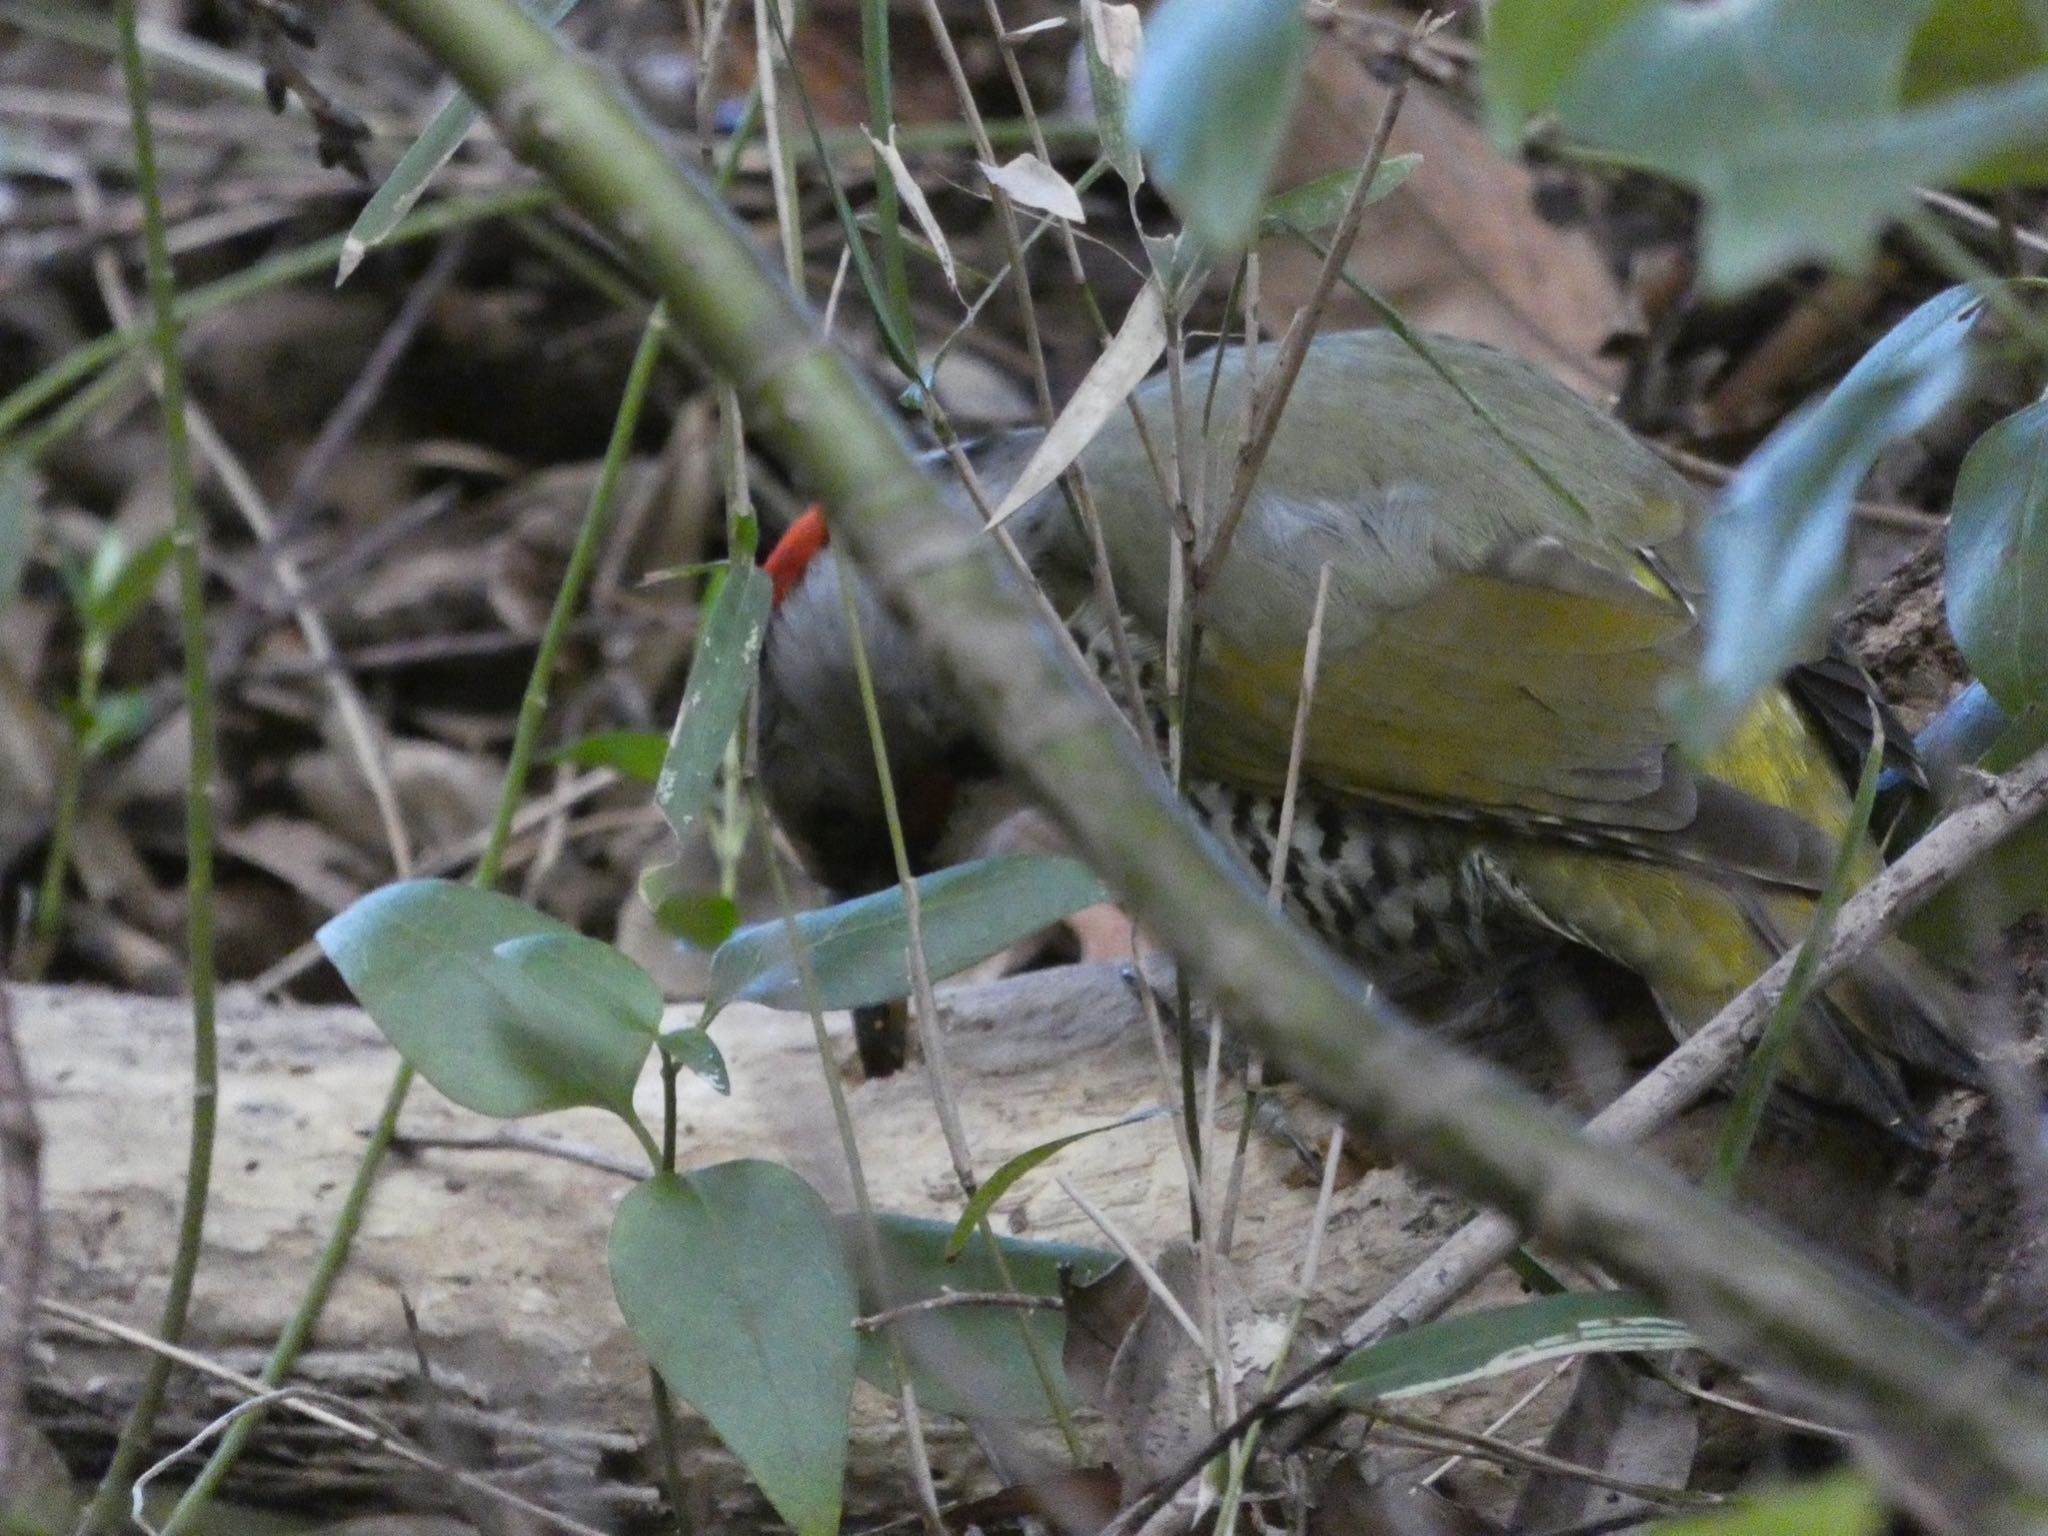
[758,329,1972,1132]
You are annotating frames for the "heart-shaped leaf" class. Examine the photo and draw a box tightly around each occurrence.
[612,1163,858,1536]
[318,879,659,1120]
[704,854,1107,1019]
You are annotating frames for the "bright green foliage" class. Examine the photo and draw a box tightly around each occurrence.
[611,1164,859,1536]
[1258,154,1421,238]
[1674,287,1982,751]
[554,728,668,784]
[1333,1290,1693,1404]
[702,853,1107,1018]
[853,1213,1117,1420]
[639,860,742,948]
[318,879,660,1121]
[1128,0,1312,252]
[71,528,173,644]
[1649,1472,1883,1535]
[1487,0,2048,289]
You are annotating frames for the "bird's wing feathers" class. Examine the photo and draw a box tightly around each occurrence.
[1049,330,1888,891]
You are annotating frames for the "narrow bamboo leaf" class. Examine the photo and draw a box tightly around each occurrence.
[850,1212,1117,1420]
[318,879,659,1120]
[1080,0,1144,189]
[1258,154,1421,238]
[613,1165,856,1536]
[868,128,959,296]
[656,563,772,839]
[993,282,1165,524]
[0,453,29,621]
[657,1025,731,1094]
[80,528,173,639]
[944,1107,1168,1259]
[338,0,584,283]
[704,854,1107,1019]
[1129,0,1311,252]
[1948,397,2048,715]
[1648,1471,1883,1536]
[1673,287,1982,753]
[553,728,668,784]
[1331,1291,1693,1405]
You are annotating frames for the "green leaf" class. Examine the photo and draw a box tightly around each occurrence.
[1648,1471,1883,1535]
[1903,0,2048,186]
[318,879,659,1120]
[1483,0,1650,132]
[79,528,174,640]
[1331,1291,1694,1405]
[1948,398,2048,715]
[657,1025,731,1094]
[945,1108,1168,1259]
[639,857,740,948]
[611,1164,858,1536]
[0,453,30,622]
[338,0,584,284]
[1129,0,1312,252]
[553,729,668,784]
[656,564,772,840]
[1673,287,1983,752]
[1258,154,1421,238]
[851,1212,1118,1420]
[703,854,1107,1019]
[1514,0,2048,290]
[81,688,152,759]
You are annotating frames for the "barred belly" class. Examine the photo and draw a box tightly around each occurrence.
[1184,777,1550,998]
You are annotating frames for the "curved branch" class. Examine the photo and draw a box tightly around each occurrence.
[357,1,2048,1524]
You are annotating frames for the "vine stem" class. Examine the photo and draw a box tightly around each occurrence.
[74,5,220,1528]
